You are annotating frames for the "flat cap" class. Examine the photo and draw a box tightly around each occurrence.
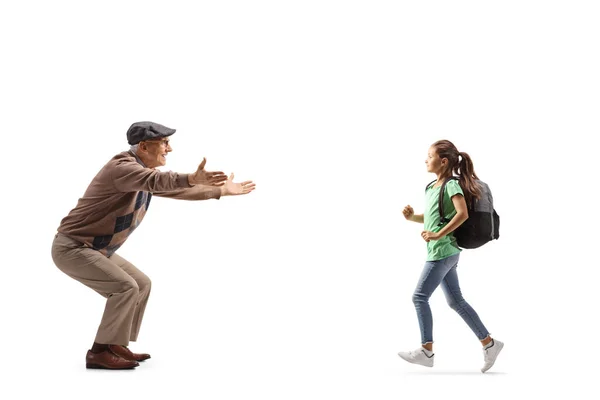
[127,121,176,145]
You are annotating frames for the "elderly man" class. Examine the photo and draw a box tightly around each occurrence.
[52,121,255,369]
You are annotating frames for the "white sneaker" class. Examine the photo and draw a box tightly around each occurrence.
[398,347,434,367]
[481,339,504,373]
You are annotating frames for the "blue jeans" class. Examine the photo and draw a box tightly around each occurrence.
[412,253,489,344]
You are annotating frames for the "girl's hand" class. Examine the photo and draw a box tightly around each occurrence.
[402,205,414,220]
[421,230,441,242]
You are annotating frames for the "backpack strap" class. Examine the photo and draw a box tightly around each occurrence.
[437,176,459,226]
[425,179,436,192]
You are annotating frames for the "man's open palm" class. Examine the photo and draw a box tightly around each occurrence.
[190,158,228,186]
[223,173,256,195]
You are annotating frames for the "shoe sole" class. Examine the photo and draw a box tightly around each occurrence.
[481,342,504,373]
[398,353,433,367]
[86,363,138,370]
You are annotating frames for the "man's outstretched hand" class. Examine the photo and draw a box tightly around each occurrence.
[188,158,228,186]
[221,173,256,196]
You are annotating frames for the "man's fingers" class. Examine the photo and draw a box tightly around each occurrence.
[207,172,227,181]
[229,172,234,180]
[206,171,226,177]
[207,180,226,186]
[198,158,207,171]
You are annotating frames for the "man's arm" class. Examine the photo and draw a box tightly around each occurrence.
[153,185,222,200]
[111,159,191,193]
[153,173,255,200]
[111,157,227,193]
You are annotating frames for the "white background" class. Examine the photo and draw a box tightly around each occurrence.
[0,1,598,398]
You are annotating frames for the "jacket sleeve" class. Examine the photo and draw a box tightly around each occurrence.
[152,185,222,201]
[110,158,192,193]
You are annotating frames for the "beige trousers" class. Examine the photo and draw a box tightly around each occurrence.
[51,233,151,346]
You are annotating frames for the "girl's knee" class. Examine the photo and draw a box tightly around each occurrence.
[412,292,429,305]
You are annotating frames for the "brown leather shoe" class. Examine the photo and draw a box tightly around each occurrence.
[108,345,151,362]
[86,349,139,369]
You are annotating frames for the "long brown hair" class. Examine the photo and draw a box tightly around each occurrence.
[432,140,481,206]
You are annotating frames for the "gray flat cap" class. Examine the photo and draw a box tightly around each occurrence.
[127,121,176,145]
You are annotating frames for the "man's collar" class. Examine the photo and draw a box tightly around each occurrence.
[128,150,147,168]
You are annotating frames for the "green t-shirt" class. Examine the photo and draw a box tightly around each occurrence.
[424,179,464,261]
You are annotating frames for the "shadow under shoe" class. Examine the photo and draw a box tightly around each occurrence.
[86,349,139,369]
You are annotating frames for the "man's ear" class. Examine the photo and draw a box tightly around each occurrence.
[138,142,147,153]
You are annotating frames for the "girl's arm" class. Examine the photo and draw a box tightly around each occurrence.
[436,194,469,237]
[403,205,424,223]
[410,214,424,223]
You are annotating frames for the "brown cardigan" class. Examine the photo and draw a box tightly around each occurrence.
[58,151,220,257]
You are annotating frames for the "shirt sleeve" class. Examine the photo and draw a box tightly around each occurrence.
[110,158,192,193]
[446,179,464,198]
[153,185,222,200]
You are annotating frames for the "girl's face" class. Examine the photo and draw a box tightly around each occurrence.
[425,146,447,174]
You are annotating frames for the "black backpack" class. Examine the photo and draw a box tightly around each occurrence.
[426,177,500,249]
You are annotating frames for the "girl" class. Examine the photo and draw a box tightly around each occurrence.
[397,140,503,373]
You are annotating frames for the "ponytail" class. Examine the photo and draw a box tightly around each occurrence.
[432,140,482,206]
[455,152,481,206]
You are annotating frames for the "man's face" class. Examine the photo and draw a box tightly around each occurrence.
[140,138,172,168]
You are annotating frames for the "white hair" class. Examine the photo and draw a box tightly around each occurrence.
[130,144,139,153]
